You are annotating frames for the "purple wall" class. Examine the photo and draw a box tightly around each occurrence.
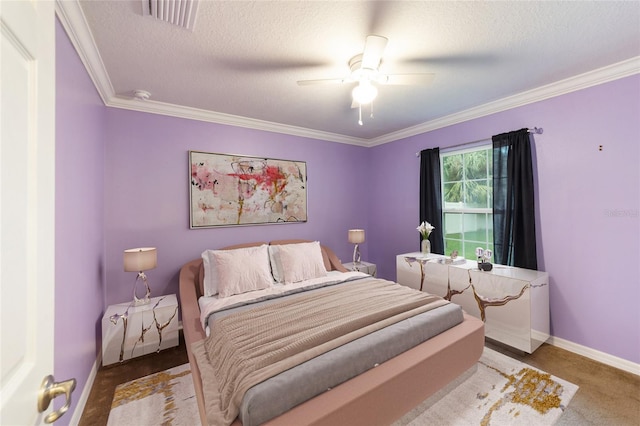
[103,110,370,306]
[55,19,106,422]
[369,75,640,364]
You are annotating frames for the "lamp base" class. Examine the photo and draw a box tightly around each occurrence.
[133,272,151,305]
[352,244,361,265]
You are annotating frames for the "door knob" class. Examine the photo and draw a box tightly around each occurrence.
[37,375,76,423]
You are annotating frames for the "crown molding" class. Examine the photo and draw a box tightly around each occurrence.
[368,56,640,146]
[55,0,114,105]
[107,96,370,146]
[56,0,639,148]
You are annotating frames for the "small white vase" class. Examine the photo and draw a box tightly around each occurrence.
[421,239,431,256]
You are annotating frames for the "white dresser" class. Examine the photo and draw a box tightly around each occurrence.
[396,252,549,353]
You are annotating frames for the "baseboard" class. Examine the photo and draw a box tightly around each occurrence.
[69,350,101,426]
[548,335,640,376]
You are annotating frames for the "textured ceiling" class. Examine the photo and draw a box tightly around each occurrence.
[67,1,640,144]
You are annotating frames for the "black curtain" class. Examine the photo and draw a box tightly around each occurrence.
[492,129,537,269]
[419,148,444,254]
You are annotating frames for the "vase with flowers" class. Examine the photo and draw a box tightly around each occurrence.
[417,221,435,256]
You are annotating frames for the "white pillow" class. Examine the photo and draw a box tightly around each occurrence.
[211,244,274,298]
[202,245,272,297]
[276,241,328,284]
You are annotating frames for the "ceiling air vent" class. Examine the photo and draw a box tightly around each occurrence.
[142,0,199,30]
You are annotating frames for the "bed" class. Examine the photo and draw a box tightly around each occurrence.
[179,239,484,426]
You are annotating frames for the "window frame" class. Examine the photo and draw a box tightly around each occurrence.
[440,143,493,259]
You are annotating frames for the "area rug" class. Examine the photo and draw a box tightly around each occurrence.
[106,363,198,426]
[107,348,578,426]
[393,347,579,425]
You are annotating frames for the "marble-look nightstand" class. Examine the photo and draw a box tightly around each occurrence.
[343,261,377,277]
[102,294,179,366]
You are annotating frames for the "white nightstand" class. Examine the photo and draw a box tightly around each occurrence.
[102,294,179,366]
[343,261,377,277]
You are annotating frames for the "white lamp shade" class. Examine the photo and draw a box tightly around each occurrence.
[123,247,157,272]
[352,81,378,105]
[348,229,365,244]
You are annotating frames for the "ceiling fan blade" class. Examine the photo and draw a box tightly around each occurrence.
[402,53,497,67]
[380,73,436,85]
[361,35,388,70]
[297,77,349,86]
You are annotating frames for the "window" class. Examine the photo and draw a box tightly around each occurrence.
[440,145,493,260]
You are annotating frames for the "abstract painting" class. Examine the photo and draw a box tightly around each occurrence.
[189,151,307,228]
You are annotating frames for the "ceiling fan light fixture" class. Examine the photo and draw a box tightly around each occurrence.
[352,81,377,105]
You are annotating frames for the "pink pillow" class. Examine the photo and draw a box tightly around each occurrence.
[277,241,327,284]
[212,245,273,298]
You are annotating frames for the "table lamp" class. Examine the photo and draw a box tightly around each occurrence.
[123,247,157,305]
[348,229,365,266]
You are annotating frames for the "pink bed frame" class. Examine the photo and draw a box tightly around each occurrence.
[179,240,484,426]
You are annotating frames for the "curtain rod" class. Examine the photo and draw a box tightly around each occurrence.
[415,127,543,157]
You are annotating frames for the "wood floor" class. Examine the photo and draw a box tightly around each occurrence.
[78,330,189,426]
[79,332,639,425]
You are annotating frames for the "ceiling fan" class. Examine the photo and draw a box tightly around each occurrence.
[297,35,435,125]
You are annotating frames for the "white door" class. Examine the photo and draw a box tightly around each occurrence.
[0,0,57,424]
